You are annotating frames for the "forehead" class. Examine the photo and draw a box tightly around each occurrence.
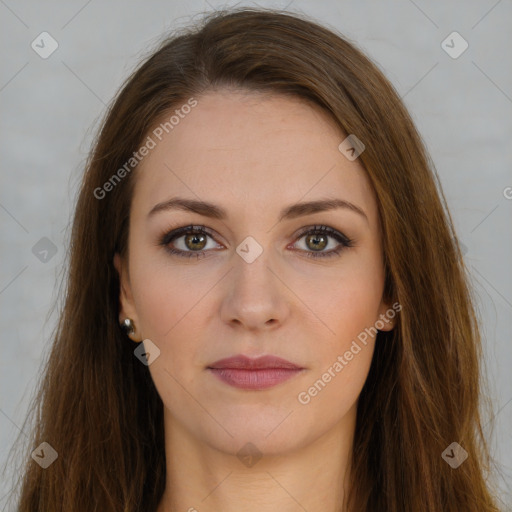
[131,90,377,223]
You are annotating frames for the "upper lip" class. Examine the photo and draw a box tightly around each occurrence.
[207,354,303,370]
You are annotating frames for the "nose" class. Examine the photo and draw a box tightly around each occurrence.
[219,244,290,332]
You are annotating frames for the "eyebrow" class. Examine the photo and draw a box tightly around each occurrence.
[147,197,368,224]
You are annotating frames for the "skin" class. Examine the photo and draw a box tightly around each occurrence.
[114,89,395,512]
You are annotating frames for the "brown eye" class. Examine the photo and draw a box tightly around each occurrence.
[160,224,353,260]
[293,225,353,259]
[160,225,220,259]
[184,232,207,251]
[304,233,328,252]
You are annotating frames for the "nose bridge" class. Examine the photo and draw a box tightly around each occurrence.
[232,234,276,297]
[221,233,287,328]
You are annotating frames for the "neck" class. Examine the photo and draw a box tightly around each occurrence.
[156,404,356,512]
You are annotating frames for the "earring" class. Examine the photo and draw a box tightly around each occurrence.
[120,318,135,336]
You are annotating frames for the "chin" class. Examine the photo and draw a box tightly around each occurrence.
[198,411,315,459]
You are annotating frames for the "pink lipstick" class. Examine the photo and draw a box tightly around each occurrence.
[207,354,304,390]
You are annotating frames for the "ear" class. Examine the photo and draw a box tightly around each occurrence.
[113,252,141,341]
[375,298,398,332]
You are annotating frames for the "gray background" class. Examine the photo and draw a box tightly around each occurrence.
[1,0,511,509]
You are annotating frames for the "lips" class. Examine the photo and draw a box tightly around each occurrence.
[208,354,302,370]
[207,355,305,390]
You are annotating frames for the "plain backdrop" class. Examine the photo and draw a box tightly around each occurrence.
[1,0,511,509]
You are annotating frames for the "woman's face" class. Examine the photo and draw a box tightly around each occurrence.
[115,89,394,456]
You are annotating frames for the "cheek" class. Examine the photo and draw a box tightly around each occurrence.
[296,343,374,433]
[305,258,384,346]
[129,247,207,337]
[295,259,383,407]
[128,253,215,378]
[295,280,380,421]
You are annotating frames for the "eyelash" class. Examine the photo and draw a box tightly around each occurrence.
[158,224,354,260]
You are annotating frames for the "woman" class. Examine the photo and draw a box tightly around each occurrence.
[8,7,501,511]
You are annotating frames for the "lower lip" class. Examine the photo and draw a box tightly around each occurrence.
[208,368,303,390]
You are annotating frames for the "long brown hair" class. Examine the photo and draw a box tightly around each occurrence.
[5,7,502,511]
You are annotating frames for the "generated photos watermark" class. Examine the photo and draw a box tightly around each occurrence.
[94,97,198,200]
[297,301,401,405]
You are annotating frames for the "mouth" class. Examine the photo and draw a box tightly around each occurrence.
[207,354,305,390]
